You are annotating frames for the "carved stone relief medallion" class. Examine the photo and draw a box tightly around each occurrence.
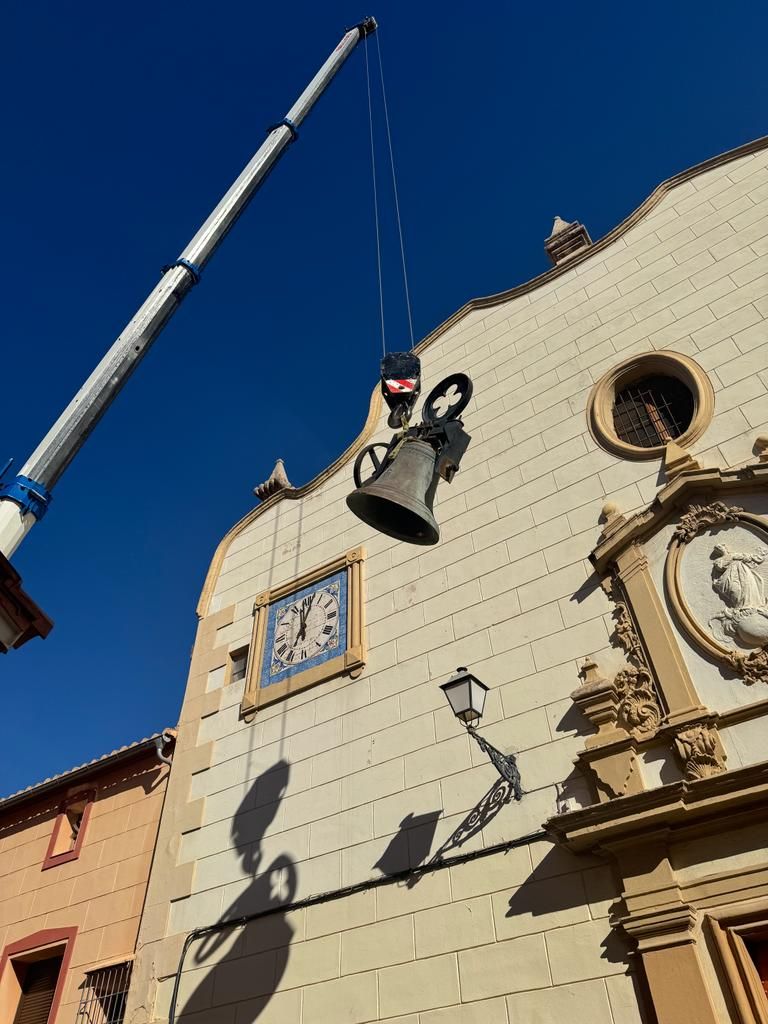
[666,503,768,684]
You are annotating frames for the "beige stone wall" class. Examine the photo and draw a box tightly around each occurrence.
[129,140,768,1024]
[0,752,169,1024]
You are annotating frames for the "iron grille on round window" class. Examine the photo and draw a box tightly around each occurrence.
[612,375,694,448]
[77,961,131,1024]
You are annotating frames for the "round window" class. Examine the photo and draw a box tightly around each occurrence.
[588,352,714,460]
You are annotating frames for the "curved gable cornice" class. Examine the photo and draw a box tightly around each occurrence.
[197,134,768,618]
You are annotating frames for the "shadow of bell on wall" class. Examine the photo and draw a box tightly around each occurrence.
[180,759,296,1022]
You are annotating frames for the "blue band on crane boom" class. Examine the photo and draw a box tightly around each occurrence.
[0,475,53,521]
[163,258,202,284]
[266,117,299,141]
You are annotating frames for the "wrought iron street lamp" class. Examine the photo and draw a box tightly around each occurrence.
[440,668,523,800]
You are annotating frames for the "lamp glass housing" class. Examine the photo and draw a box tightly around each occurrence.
[440,669,488,724]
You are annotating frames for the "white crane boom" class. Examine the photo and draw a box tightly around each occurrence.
[0,17,377,558]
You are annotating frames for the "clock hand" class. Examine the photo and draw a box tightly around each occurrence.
[297,600,309,641]
[301,595,315,637]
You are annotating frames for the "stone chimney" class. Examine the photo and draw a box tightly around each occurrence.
[544,215,593,266]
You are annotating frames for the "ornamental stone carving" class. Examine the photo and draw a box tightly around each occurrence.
[253,458,293,501]
[672,501,744,544]
[614,667,662,737]
[608,581,664,738]
[665,502,768,686]
[673,723,726,781]
[709,543,768,647]
[724,647,768,687]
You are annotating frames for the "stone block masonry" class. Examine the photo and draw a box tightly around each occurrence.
[124,139,768,1024]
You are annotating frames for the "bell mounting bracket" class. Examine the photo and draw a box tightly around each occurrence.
[355,363,473,488]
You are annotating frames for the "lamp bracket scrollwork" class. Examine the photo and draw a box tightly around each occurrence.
[466,727,523,800]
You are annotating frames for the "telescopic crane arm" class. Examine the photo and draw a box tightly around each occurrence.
[0,17,377,559]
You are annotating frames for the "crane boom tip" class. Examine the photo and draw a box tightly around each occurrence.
[357,16,378,36]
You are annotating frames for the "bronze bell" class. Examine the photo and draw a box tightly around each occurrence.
[346,439,440,545]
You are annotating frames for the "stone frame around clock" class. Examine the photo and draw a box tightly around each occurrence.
[240,546,366,715]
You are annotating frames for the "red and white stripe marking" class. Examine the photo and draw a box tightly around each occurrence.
[385,378,417,394]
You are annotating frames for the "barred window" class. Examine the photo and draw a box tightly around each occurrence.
[612,375,694,448]
[77,961,131,1024]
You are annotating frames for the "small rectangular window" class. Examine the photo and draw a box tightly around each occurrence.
[229,647,249,684]
[42,790,94,870]
[76,961,132,1024]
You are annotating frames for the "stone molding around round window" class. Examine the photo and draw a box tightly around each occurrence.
[587,350,715,460]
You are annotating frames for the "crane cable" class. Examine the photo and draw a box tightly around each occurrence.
[364,34,386,358]
[364,31,415,357]
[376,32,415,350]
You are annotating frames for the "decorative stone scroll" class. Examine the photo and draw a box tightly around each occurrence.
[609,580,664,738]
[672,501,744,544]
[613,667,662,737]
[666,502,768,686]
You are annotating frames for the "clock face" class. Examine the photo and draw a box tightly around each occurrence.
[260,570,347,690]
[272,587,340,667]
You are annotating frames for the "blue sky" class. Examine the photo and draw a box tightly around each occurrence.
[1,0,765,795]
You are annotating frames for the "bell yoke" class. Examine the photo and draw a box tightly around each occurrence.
[346,353,473,546]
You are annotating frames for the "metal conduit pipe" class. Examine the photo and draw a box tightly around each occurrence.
[154,730,176,767]
[167,828,548,1023]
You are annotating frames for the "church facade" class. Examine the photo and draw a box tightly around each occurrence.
[126,136,768,1024]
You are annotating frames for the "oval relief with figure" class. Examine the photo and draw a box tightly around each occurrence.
[666,503,768,685]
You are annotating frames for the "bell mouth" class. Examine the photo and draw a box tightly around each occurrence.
[346,489,440,545]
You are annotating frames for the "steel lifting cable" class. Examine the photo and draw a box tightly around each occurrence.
[375,31,415,349]
[364,33,387,358]
[365,30,415,357]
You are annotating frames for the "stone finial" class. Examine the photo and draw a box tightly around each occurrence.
[549,215,571,236]
[598,500,626,538]
[754,435,768,462]
[544,216,593,266]
[663,440,701,480]
[571,659,621,735]
[253,458,292,501]
[578,657,603,687]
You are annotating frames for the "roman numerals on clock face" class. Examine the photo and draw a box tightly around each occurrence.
[272,584,341,668]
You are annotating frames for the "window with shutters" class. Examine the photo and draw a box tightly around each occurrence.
[11,954,63,1024]
[0,929,75,1024]
[42,790,94,870]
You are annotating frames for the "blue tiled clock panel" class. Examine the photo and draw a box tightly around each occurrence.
[259,569,348,689]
